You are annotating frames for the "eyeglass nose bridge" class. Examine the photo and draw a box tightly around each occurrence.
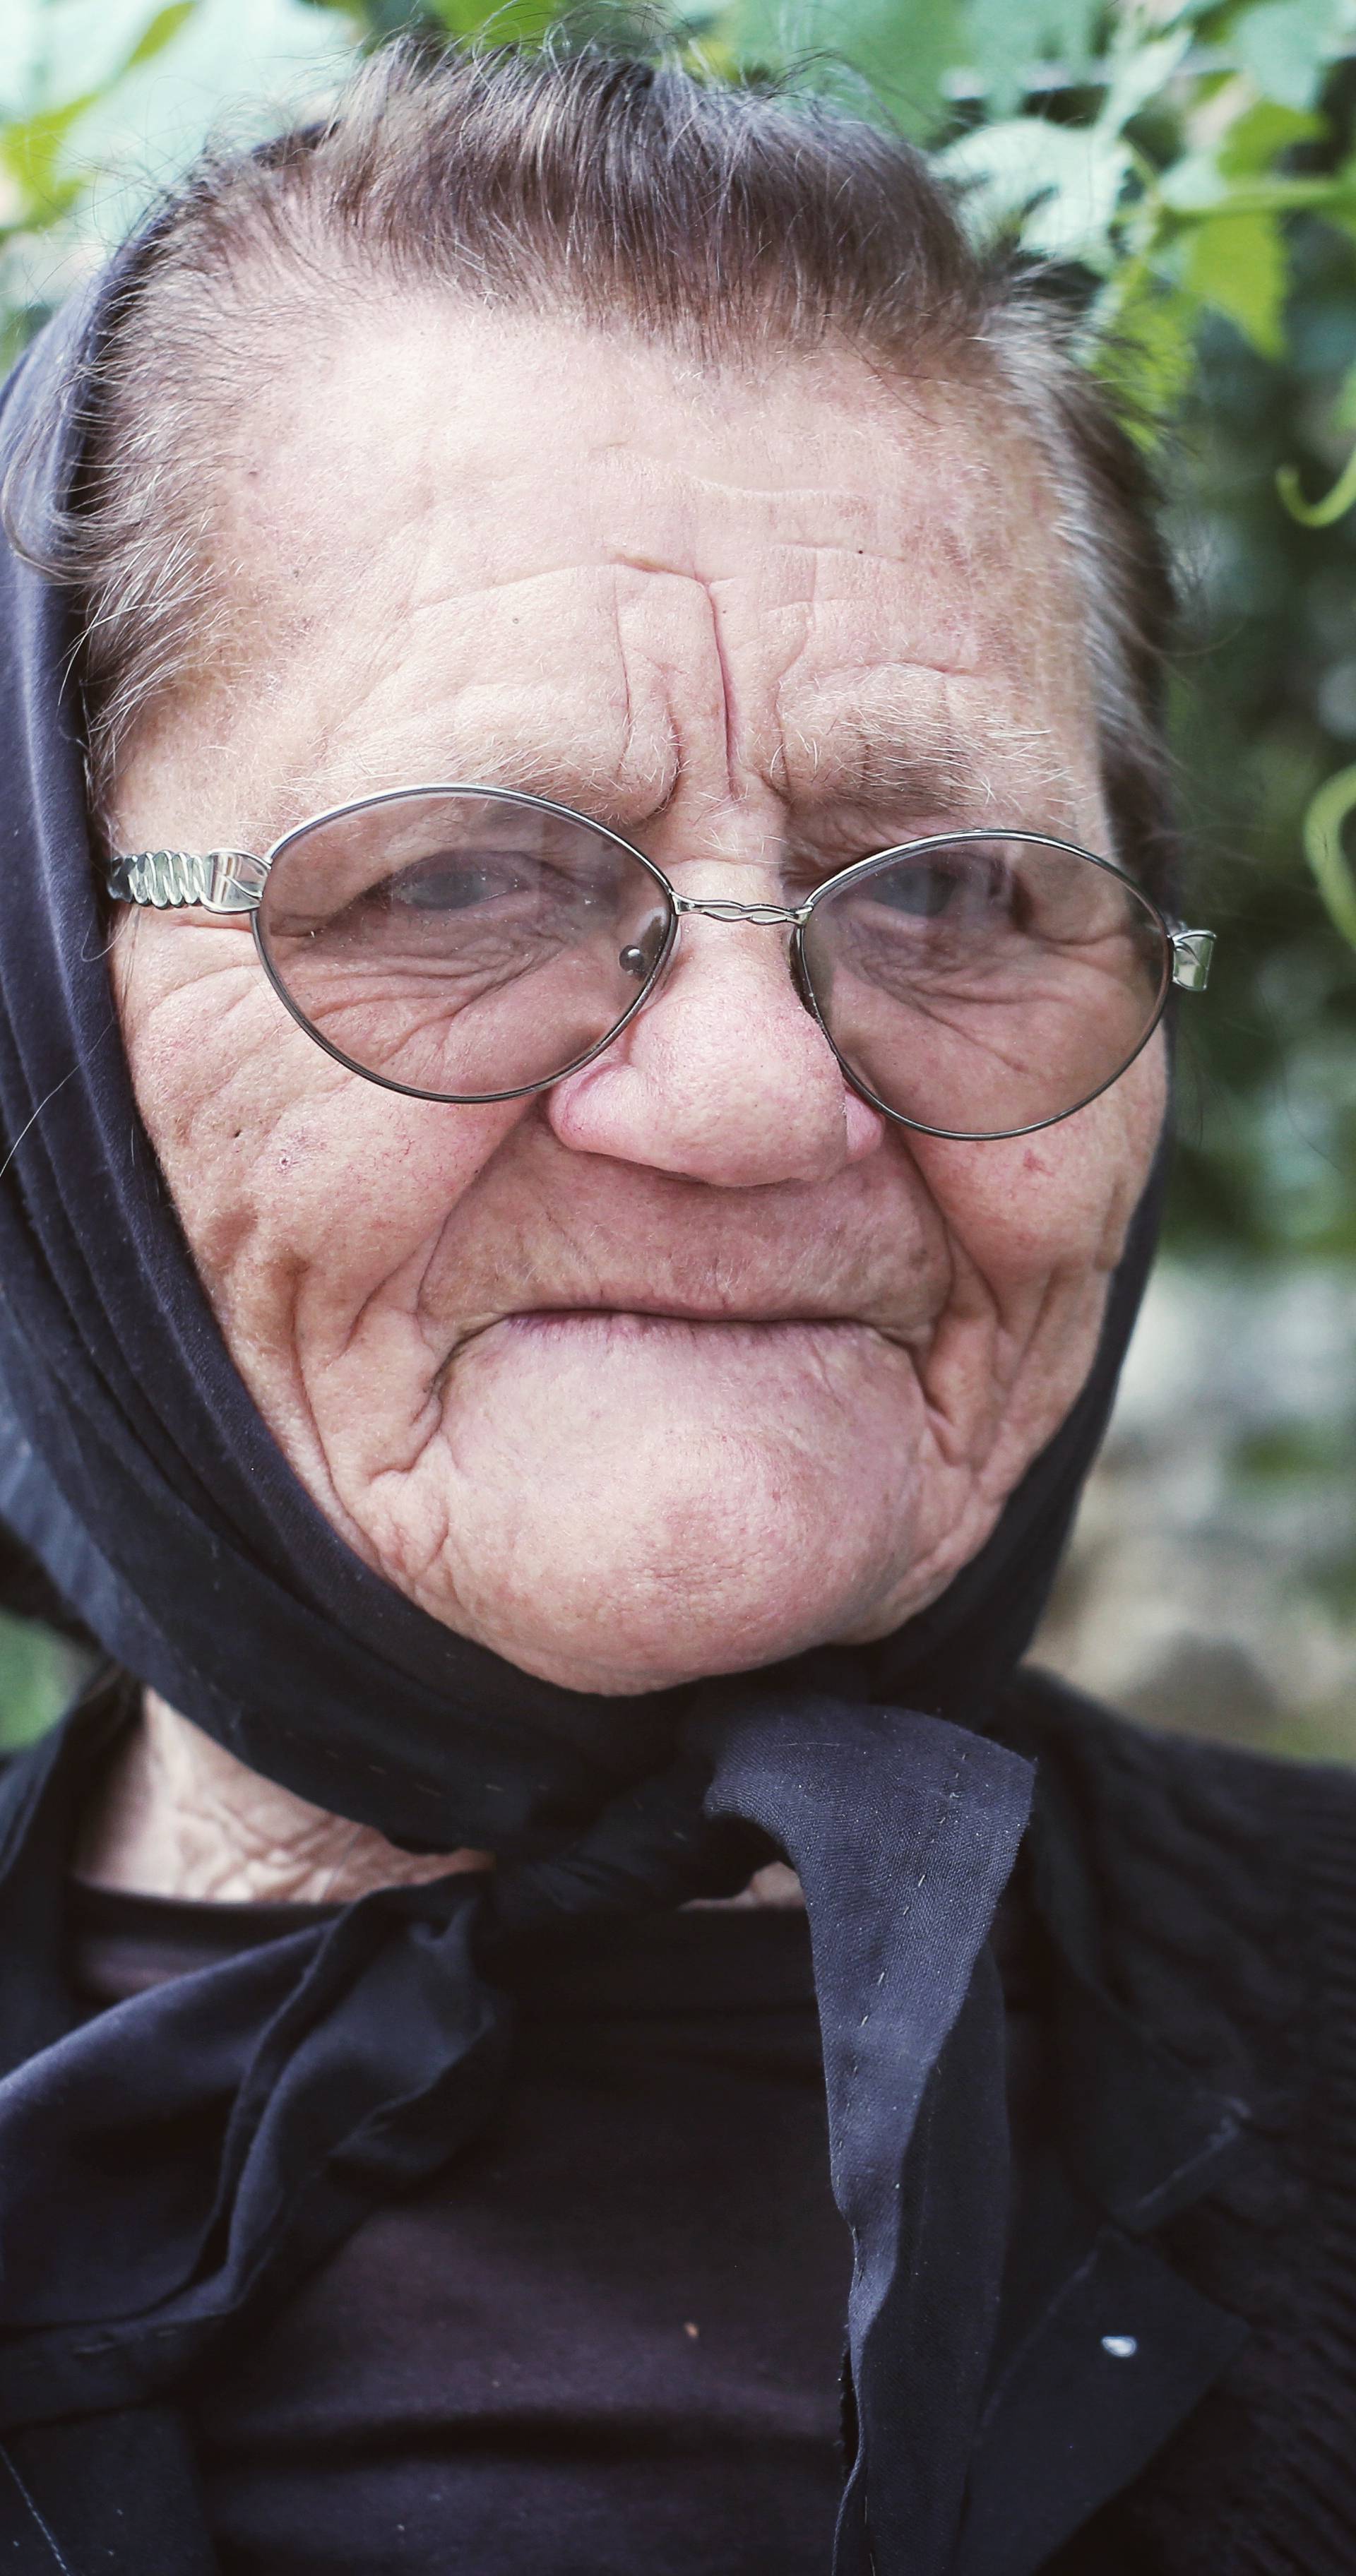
[639,893,825,1037]
[670,893,809,927]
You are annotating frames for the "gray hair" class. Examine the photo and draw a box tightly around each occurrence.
[8,37,1178,886]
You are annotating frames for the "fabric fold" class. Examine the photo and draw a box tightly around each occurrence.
[0,1871,507,2427]
[703,1696,1034,2575]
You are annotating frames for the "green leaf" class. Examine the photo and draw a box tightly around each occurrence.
[0,93,96,215]
[715,0,965,135]
[6,0,197,119]
[1229,0,1344,112]
[1095,25,1191,136]
[939,112,1131,262]
[1215,95,1324,174]
[51,0,356,250]
[0,1,42,122]
[956,0,1102,115]
[432,0,564,35]
[124,1,196,68]
[1181,205,1287,353]
[1333,356,1356,432]
[1095,270,1196,429]
[1156,148,1232,213]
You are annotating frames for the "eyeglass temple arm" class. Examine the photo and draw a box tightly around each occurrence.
[1168,927,1215,992]
[105,849,268,914]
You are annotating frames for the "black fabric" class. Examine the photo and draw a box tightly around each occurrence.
[6,1676,1356,2576]
[0,1676,1262,2576]
[0,240,1172,2576]
[70,1886,852,2576]
[52,1875,1066,2576]
[0,1683,1034,2576]
[985,1673,1356,2576]
[0,2408,217,2576]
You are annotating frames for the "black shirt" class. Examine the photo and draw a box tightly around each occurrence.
[69,1887,855,2575]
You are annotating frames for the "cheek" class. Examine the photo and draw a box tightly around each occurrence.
[906,1033,1167,1292]
[112,920,523,1323]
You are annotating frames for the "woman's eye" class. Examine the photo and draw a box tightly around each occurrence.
[375,852,617,918]
[873,867,961,919]
[387,854,528,913]
[871,859,1027,926]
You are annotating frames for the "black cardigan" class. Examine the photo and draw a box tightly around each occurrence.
[0,1668,1351,2576]
[1000,1674,1356,2574]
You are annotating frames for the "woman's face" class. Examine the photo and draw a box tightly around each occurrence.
[109,306,1165,1695]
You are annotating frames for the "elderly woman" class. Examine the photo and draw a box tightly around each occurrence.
[0,38,1350,2576]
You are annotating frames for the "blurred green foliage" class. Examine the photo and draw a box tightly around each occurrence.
[0,1610,91,1748]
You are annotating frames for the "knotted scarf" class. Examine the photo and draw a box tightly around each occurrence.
[0,246,1169,2576]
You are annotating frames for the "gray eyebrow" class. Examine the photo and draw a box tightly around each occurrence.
[249,731,684,852]
[780,739,994,821]
[771,680,1090,837]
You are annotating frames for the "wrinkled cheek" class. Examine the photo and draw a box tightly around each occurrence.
[905,1032,1167,1291]
[112,919,285,1134]
[111,926,523,1328]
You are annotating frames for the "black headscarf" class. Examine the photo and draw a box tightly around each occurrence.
[0,256,1167,2576]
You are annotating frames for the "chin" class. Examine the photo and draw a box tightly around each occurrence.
[461,1518,973,1697]
[413,1414,920,1704]
[448,1576,876,1698]
[360,1311,936,1694]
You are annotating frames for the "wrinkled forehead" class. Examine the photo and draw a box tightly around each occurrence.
[168,303,1100,849]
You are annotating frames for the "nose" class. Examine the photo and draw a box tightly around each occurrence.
[545,911,885,1187]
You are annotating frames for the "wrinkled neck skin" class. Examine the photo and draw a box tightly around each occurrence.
[76,1692,802,1907]
[75,1693,490,1903]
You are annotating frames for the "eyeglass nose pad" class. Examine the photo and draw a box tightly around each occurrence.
[618,905,682,1012]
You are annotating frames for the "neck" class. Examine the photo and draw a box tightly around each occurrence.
[75,1690,494,1903]
[75,1690,804,1910]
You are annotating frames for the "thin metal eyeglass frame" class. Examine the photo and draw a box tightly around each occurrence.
[105,781,1217,1143]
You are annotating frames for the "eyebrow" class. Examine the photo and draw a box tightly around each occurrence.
[778,739,994,824]
[257,731,681,850]
[771,677,1093,840]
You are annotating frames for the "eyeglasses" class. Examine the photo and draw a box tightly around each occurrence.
[107,782,1215,1143]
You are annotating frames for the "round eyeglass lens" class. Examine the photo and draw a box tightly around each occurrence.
[256,789,674,1101]
[798,835,1170,1139]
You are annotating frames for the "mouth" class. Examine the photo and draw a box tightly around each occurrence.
[462,1293,874,1337]
[504,1301,864,1329]
[435,1301,902,1388]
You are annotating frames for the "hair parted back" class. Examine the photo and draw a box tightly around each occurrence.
[10,34,1177,887]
